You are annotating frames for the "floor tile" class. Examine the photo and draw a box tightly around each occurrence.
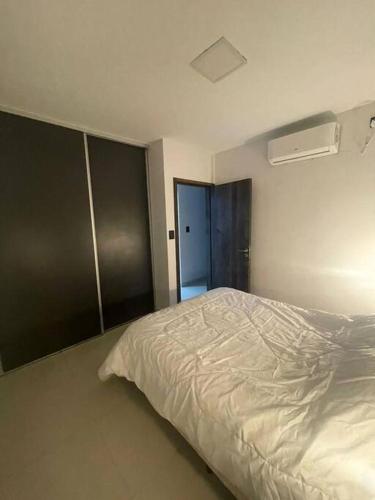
[4,419,134,500]
[0,326,233,499]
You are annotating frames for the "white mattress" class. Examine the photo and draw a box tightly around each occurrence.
[99,288,375,500]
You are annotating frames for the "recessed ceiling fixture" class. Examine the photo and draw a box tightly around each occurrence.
[190,37,247,83]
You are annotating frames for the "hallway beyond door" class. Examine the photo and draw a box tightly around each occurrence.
[175,180,212,302]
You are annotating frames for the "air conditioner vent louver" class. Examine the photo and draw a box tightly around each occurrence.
[268,122,340,166]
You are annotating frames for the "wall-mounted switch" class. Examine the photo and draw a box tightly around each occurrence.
[186,226,190,233]
[168,230,175,240]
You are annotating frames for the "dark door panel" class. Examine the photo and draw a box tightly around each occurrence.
[0,112,100,371]
[211,179,252,291]
[87,136,154,329]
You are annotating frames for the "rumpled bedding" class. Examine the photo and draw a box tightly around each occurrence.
[99,288,375,500]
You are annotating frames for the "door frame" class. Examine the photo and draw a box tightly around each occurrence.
[173,178,214,303]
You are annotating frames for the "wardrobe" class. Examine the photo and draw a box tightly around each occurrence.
[0,111,154,372]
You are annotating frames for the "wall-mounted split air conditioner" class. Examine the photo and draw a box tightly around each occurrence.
[268,122,340,166]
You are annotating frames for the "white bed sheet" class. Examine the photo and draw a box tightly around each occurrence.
[99,288,375,500]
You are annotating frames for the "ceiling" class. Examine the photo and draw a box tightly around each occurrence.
[1,0,374,152]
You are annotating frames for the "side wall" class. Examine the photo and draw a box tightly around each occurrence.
[163,139,213,304]
[214,103,375,314]
[147,139,170,310]
[148,138,213,308]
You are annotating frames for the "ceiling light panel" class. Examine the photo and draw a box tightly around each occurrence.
[190,37,247,83]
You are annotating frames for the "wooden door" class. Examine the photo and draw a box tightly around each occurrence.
[211,179,252,292]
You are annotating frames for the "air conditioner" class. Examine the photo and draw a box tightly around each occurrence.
[268,122,340,166]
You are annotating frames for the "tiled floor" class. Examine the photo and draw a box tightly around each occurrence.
[0,326,234,500]
[181,277,208,301]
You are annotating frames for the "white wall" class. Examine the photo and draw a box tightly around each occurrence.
[178,185,209,284]
[147,139,170,310]
[214,103,375,315]
[148,138,213,308]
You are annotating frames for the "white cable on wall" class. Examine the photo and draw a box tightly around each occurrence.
[361,117,375,155]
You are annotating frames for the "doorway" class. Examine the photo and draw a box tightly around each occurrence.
[174,177,252,303]
[174,179,212,302]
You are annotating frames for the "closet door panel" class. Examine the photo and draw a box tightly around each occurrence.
[0,112,100,371]
[87,136,154,329]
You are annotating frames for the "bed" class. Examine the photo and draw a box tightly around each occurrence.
[99,288,375,500]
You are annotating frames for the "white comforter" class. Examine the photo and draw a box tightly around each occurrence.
[99,288,375,500]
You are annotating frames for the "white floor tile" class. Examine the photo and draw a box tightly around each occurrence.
[0,328,233,500]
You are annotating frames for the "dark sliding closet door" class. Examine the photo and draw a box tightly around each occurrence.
[87,136,154,329]
[0,112,101,371]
